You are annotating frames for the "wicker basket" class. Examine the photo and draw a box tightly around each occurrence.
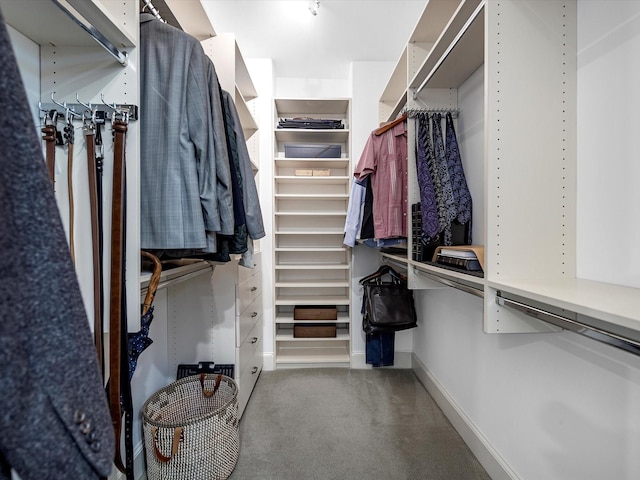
[142,374,239,480]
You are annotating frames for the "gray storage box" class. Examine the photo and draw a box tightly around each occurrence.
[285,144,341,158]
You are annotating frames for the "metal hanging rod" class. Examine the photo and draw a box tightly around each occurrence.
[50,0,129,66]
[496,292,640,357]
[405,108,460,119]
[141,0,164,22]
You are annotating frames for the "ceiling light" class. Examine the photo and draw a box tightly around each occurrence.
[309,0,320,16]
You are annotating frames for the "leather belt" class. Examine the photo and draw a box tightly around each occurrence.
[83,115,104,374]
[108,117,128,475]
[41,113,56,187]
[63,118,75,264]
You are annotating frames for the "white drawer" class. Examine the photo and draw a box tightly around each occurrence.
[235,274,261,315]
[238,251,262,284]
[238,317,262,374]
[237,336,263,418]
[236,294,262,347]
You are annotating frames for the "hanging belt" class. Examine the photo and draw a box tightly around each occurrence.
[84,115,104,374]
[63,118,75,264]
[108,117,129,475]
[41,110,57,187]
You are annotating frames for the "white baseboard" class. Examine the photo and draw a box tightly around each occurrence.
[351,351,412,369]
[411,353,518,480]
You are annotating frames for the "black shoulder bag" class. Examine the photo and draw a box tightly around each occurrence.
[360,265,418,334]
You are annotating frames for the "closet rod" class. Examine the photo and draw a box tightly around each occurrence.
[496,293,640,357]
[413,268,484,298]
[141,0,164,22]
[51,0,128,66]
[405,108,459,119]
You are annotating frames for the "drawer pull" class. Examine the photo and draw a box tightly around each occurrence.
[250,312,258,318]
[250,286,258,292]
[251,366,258,374]
[251,337,258,344]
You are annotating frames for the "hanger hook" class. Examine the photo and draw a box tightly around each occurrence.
[76,93,92,111]
[50,92,66,110]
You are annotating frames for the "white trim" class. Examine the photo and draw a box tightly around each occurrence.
[351,351,413,369]
[411,353,518,480]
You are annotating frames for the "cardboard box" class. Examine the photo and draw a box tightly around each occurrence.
[293,324,337,338]
[294,305,338,320]
[294,169,313,176]
[312,168,330,176]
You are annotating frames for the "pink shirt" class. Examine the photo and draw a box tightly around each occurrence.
[354,122,408,239]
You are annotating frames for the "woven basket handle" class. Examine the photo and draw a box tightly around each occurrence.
[141,250,162,315]
[199,373,222,397]
[152,426,183,463]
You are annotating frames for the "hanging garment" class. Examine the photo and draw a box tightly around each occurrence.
[139,13,233,251]
[354,122,408,239]
[366,332,395,367]
[0,8,114,478]
[415,113,440,243]
[445,112,473,243]
[430,113,457,245]
[220,89,265,241]
[359,174,375,240]
[343,178,367,247]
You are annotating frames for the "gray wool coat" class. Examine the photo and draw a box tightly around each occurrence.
[0,9,114,480]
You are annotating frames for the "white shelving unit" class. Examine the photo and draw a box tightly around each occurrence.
[273,98,352,366]
[378,0,640,352]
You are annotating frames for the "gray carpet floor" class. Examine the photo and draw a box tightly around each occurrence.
[228,368,491,480]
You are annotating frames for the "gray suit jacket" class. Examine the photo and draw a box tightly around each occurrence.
[0,8,114,479]
[139,14,234,250]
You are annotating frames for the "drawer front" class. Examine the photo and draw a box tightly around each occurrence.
[238,251,262,284]
[237,336,263,418]
[238,317,262,374]
[237,294,262,347]
[235,274,262,315]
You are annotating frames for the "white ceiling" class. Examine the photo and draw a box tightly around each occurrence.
[200,0,426,79]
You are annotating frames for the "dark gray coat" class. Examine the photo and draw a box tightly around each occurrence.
[0,9,114,479]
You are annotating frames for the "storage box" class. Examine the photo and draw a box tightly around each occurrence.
[294,305,338,320]
[285,144,341,158]
[312,168,330,176]
[294,169,313,176]
[293,324,337,338]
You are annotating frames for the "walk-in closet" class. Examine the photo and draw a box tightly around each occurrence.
[2,1,640,479]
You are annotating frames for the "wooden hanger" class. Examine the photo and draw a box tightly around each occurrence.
[374,113,407,136]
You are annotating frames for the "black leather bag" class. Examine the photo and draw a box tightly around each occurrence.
[360,266,418,334]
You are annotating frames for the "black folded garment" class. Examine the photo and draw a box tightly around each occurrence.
[277,117,344,129]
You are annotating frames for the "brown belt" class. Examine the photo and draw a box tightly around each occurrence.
[109,118,128,474]
[41,119,56,187]
[84,118,103,374]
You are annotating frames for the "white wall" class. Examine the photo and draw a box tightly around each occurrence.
[576,1,640,288]
[413,2,640,479]
[348,60,413,365]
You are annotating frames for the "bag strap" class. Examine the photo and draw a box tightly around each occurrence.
[200,373,223,397]
[152,426,183,463]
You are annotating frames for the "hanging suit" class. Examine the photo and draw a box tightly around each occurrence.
[139,13,233,251]
[0,8,114,478]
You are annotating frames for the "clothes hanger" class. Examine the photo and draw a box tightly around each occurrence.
[359,264,406,284]
[374,113,407,136]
